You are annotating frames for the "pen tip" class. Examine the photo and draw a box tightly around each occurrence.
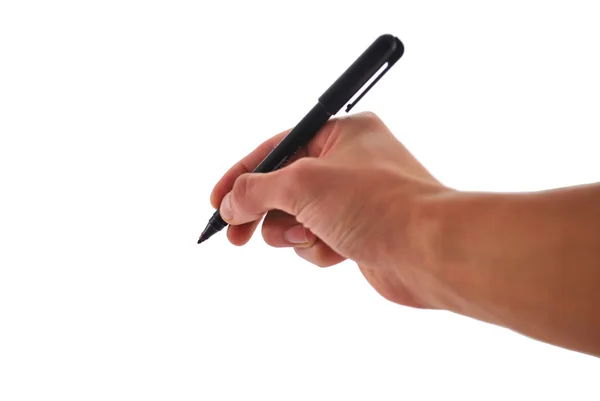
[197,230,210,245]
[197,223,218,245]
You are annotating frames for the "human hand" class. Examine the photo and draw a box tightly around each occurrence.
[210,112,452,308]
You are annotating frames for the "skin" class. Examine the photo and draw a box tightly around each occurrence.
[209,112,600,358]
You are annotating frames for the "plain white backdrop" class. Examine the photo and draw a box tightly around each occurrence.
[1,1,599,400]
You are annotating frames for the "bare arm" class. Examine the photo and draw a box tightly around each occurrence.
[419,183,600,357]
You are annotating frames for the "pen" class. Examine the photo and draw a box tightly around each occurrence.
[197,34,404,244]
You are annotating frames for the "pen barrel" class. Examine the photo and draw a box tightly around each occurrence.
[253,103,331,173]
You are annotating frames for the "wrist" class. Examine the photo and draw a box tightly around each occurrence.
[408,190,506,322]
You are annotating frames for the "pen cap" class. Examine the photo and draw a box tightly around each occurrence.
[318,34,404,114]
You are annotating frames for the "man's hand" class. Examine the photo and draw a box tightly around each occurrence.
[210,112,450,308]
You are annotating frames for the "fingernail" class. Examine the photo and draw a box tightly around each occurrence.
[284,224,308,244]
[220,193,233,221]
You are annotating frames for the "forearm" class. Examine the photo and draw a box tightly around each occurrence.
[423,183,600,357]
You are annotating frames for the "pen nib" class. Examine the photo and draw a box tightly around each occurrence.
[197,223,218,245]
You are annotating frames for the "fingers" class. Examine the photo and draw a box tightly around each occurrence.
[210,129,291,209]
[219,158,321,226]
[261,210,345,268]
[209,118,341,209]
[225,208,346,268]
[226,218,262,246]
[261,210,317,247]
[294,241,346,268]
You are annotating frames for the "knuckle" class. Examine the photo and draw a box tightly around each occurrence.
[361,110,380,121]
[338,111,384,136]
[356,111,381,124]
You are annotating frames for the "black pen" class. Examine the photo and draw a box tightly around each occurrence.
[197,34,404,244]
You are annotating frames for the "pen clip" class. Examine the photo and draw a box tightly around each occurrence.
[345,61,393,113]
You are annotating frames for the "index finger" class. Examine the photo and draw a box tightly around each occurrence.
[209,119,339,208]
[209,128,292,208]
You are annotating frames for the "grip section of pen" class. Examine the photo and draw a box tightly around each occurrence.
[253,103,331,173]
[210,210,228,229]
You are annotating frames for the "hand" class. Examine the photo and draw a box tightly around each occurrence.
[210,112,452,308]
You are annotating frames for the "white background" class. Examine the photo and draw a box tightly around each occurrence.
[1,1,599,400]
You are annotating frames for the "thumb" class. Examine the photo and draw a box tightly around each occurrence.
[219,159,320,226]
